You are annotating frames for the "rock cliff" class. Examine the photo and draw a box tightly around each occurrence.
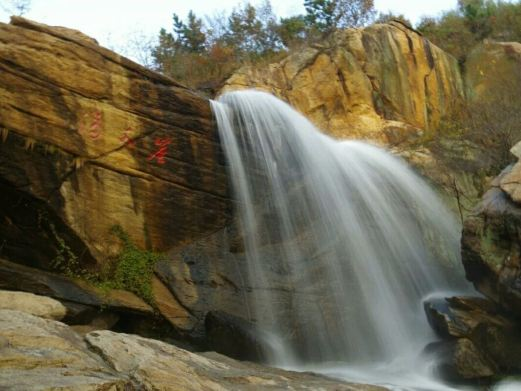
[222,21,464,145]
[462,141,521,316]
[424,140,521,380]
[0,17,231,272]
[465,40,521,102]
[3,14,521,388]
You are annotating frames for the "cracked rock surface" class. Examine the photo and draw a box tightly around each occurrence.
[0,308,386,390]
[0,17,231,269]
[221,21,464,145]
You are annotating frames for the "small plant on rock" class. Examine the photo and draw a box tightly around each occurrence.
[100,225,163,305]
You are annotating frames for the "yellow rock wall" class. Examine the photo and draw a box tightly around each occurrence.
[222,22,465,144]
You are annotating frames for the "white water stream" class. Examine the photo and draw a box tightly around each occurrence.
[211,90,471,390]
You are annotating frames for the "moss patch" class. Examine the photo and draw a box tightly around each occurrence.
[96,226,163,305]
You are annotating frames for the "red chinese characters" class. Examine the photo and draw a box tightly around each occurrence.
[119,126,136,149]
[147,137,172,165]
[79,110,103,140]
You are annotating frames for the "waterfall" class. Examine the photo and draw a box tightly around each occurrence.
[211,90,469,389]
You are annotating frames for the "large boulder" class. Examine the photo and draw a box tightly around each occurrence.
[0,309,130,390]
[461,148,521,316]
[424,296,521,380]
[0,289,67,320]
[0,17,230,271]
[0,309,386,390]
[222,21,464,144]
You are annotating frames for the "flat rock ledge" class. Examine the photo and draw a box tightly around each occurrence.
[0,290,67,320]
[0,308,386,391]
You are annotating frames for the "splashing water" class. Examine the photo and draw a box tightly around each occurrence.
[211,90,470,390]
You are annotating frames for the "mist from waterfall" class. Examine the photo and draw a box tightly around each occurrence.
[211,90,469,390]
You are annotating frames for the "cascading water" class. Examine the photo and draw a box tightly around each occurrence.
[211,90,470,390]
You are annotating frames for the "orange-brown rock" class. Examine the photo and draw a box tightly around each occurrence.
[0,17,231,270]
[221,21,464,144]
[465,40,521,102]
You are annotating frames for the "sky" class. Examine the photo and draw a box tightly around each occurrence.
[0,0,458,62]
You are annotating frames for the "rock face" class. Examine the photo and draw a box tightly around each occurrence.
[465,40,521,102]
[0,17,231,271]
[0,307,386,390]
[461,147,521,316]
[0,257,154,316]
[450,140,521,378]
[424,296,521,379]
[222,21,464,144]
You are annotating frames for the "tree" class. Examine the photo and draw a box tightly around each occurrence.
[277,15,307,47]
[304,0,337,31]
[458,0,497,38]
[417,11,476,64]
[172,11,206,53]
[304,0,376,33]
[225,1,281,56]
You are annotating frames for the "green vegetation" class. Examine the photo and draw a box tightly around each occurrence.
[418,0,521,64]
[429,64,521,178]
[37,210,81,278]
[150,0,521,91]
[48,221,80,277]
[151,0,377,91]
[41,216,163,305]
[97,226,163,305]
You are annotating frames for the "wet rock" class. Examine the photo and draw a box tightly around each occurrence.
[0,290,67,320]
[424,295,521,380]
[454,338,496,379]
[205,310,266,361]
[470,322,521,373]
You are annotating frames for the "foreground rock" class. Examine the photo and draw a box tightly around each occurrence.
[0,257,153,316]
[0,309,385,390]
[0,17,230,272]
[0,289,66,320]
[0,258,181,340]
[222,21,463,144]
[424,296,521,380]
[0,309,129,390]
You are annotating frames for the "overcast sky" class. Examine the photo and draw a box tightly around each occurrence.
[0,0,458,61]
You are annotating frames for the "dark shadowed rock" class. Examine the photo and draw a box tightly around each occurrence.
[424,295,521,379]
[0,257,153,317]
[454,338,496,379]
[205,310,267,361]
